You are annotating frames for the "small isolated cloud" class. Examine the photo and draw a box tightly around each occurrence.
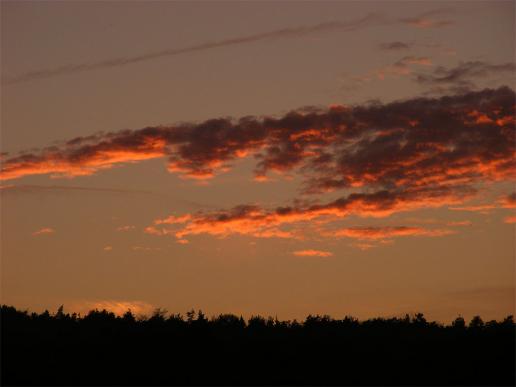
[349,55,432,86]
[379,41,411,50]
[103,246,113,251]
[132,246,161,252]
[399,9,454,29]
[176,239,189,245]
[293,249,333,257]
[447,220,472,227]
[116,225,136,232]
[32,227,55,236]
[352,242,376,251]
[504,216,516,224]
[449,204,497,214]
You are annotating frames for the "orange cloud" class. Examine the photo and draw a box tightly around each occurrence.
[447,220,472,227]
[499,193,516,209]
[32,227,55,236]
[146,186,471,243]
[449,204,497,213]
[293,249,333,257]
[332,226,455,240]
[1,88,513,202]
[504,216,516,224]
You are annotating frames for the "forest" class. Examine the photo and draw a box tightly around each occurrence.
[1,304,515,386]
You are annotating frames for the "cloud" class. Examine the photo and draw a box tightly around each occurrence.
[499,193,516,209]
[2,13,385,85]
[103,246,113,251]
[292,249,333,257]
[350,56,433,85]
[3,87,514,246]
[116,225,136,232]
[0,184,158,198]
[148,185,474,241]
[504,216,516,224]
[332,226,455,240]
[448,204,497,213]
[414,61,516,93]
[449,193,516,213]
[3,87,513,197]
[32,227,55,236]
[446,220,472,227]
[132,246,162,252]
[2,8,455,85]
[399,8,454,29]
[379,41,412,50]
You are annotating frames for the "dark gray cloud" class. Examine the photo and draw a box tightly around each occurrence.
[2,88,514,216]
[414,61,516,92]
[379,41,412,50]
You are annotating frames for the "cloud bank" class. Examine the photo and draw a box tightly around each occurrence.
[2,87,514,243]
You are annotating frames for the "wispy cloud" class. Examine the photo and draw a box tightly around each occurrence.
[147,186,473,243]
[2,13,384,85]
[378,41,412,51]
[292,249,333,257]
[414,61,516,94]
[399,8,454,29]
[2,9,455,85]
[0,184,155,195]
[116,225,136,232]
[332,226,454,240]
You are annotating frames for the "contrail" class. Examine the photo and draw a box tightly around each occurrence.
[2,13,385,85]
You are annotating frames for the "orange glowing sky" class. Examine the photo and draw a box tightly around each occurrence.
[1,1,514,322]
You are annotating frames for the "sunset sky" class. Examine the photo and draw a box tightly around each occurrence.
[1,0,514,322]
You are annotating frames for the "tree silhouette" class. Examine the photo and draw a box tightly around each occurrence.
[1,304,514,386]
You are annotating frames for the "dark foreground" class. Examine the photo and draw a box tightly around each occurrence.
[1,305,515,386]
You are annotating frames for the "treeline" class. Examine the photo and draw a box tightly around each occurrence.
[1,305,515,386]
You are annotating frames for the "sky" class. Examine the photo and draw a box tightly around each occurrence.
[1,0,515,322]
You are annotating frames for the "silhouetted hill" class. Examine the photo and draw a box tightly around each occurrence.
[1,305,514,385]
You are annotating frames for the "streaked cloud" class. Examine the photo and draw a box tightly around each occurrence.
[293,249,333,257]
[332,226,454,240]
[414,61,516,93]
[2,8,456,86]
[148,186,472,242]
[379,41,412,51]
[116,225,136,232]
[399,8,454,29]
[2,13,384,85]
